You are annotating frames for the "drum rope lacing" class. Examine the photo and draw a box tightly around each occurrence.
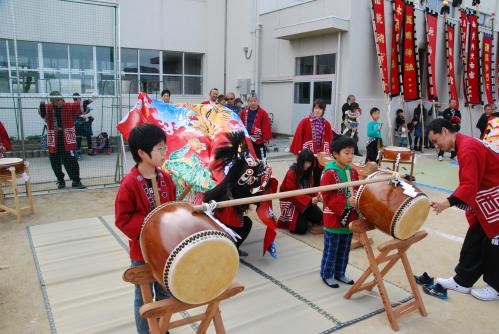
[202,200,241,242]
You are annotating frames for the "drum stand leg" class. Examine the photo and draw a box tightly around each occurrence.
[344,219,428,331]
[25,163,34,214]
[123,264,244,334]
[9,167,21,224]
[351,231,373,249]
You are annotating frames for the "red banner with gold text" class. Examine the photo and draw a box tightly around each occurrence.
[371,0,389,94]
[426,10,438,101]
[446,22,459,108]
[390,0,404,97]
[483,34,493,104]
[467,13,481,105]
[459,10,469,104]
[402,1,419,101]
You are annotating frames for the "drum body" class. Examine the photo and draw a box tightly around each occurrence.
[352,162,378,179]
[356,171,430,240]
[140,202,239,304]
[382,146,412,161]
[0,158,25,178]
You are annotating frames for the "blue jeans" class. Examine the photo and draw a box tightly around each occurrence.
[131,259,171,334]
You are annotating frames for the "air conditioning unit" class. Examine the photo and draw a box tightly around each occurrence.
[237,79,251,95]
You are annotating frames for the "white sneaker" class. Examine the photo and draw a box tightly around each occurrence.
[438,156,443,161]
[471,285,499,301]
[435,277,471,294]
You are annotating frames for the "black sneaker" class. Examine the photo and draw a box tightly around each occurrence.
[414,272,434,286]
[72,182,87,189]
[238,249,249,257]
[450,151,456,160]
[57,181,66,189]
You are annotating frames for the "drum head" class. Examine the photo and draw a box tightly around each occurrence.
[384,146,410,152]
[0,158,23,166]
[166,233,239,304]
[392,195,430,240]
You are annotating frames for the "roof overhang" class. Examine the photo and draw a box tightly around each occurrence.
[274,15,350,40]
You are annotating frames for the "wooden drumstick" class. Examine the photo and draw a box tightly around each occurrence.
[178,183,193,201]
[150,172,161,206]
[346,169,355,203]
[192,173,396,212]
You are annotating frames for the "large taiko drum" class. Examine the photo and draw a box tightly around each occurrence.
[356,171,430,240]
[382,146,412,161]
[0,158,25,179]
[140,202,239,304]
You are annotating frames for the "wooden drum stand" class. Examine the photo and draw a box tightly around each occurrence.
[344,219,427,331]
[0,159,34,224]
[123,264,244,334]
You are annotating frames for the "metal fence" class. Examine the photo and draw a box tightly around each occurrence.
[0,0,123,194]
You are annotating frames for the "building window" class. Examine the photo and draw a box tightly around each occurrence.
[43,43,68,70]
[96,46,114,72]
[294,82,310,104]
[17,41,38,69]
[316,54,335,75]
[313,81,332,104]
[296,54,336,76]
[70,45,93,71]
[295,56,314,76]
[121,48,138,73]
[0,39,9,68]
[0,70,9,93]
[161,51,203,95]
[163,51,182,75]
[96,46,114,95]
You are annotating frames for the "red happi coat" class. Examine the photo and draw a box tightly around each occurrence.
[321,167,359,229]
[40,102,82,153]
[278,169,316,232]
[115,167,177,261]
[0,122,12,151]
[240,107,272,145]
[290,117,332,166]
[452,133,499,239]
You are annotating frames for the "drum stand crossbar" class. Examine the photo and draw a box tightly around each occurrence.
[123,264,244,334]
[0,163,34,224]
[344,219,428,331]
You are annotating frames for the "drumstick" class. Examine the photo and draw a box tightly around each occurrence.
[178,183,193,201]
[192,173,397,212]
[346,169,355,201]
[150,173,161,206]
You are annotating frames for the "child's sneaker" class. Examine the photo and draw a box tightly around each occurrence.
[470,285,499,301]
[335,275,354,285]
[423,283,448,300]
[435,277,471,294]
[414,272,434,286]
[105,147,111,155]
[322,277,339,288]
[267,241,277,258]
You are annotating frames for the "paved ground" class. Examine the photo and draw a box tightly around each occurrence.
[0,152,497,333]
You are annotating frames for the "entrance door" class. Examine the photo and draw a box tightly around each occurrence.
[292,79,335,132]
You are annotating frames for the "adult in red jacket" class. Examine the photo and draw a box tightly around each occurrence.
[201,87,219,105]
[290,99,333,187]
[429,118,499,301]
[39,91,91,189]
[240,96,272,160]
[278,149,322,234]
[0,121,12,158]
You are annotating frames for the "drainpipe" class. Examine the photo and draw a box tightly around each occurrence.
[223,0,228,93]
[255,23,262,98]
[334,32,342,127]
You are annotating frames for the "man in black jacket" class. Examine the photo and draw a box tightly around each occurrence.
[438,99,461,160]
